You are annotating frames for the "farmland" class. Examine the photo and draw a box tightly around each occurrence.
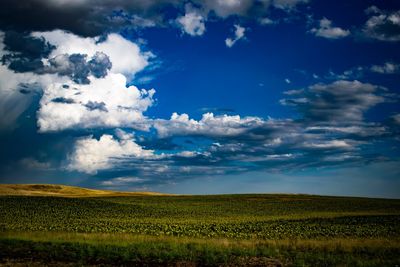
[0,185,400,266]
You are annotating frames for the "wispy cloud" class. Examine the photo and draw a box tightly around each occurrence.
[225,25,246,47]
[310,18,350,39]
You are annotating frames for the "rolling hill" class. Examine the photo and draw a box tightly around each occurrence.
[0,184,169,197]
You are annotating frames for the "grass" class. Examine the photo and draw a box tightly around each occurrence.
[1,233,399,266]
[1,184,400,266]
[0,184,169,197]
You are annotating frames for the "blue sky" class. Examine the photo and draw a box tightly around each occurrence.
[0,0,399,197]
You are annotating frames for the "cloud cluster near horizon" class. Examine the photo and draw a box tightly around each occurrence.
[65,79,398,182]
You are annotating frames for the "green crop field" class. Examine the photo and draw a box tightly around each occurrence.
[0,185,400,266]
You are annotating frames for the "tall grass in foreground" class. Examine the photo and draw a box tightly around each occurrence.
[1,232,399,266]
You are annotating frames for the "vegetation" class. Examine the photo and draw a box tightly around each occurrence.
[0,184,168,197]
[1,185,399,266]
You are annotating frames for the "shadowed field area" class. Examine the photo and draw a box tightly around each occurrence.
[0,185,399,266]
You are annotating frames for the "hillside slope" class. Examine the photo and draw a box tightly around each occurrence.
[0,184,168,197]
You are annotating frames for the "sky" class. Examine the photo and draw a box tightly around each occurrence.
[0,0,399,198]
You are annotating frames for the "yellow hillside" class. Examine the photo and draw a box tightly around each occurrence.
[0,184,169,197]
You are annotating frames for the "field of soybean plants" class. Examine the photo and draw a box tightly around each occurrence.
[1,192,400,266]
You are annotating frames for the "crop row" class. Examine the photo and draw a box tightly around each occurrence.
[1,195,399,239]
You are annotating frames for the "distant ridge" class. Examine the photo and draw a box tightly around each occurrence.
[0,184,171,197]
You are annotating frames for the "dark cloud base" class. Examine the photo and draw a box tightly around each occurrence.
[2,32,112,84]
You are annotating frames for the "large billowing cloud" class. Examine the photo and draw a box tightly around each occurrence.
[38,73,155,132]
[68,130,159,174]
[0,32,67,130]
[0,30,155,132]
[67,129,211,174]
[32,30,151,77]
[2,32,112,83]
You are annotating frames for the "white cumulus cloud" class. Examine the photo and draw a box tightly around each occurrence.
[38,73,155,132]
[310,18,350,39]
[370,62,400,74]
[225,24,246,47]
[68,130,159,174]
[154,112,264,138]
[177,9,206,36]
[363,7,400,42]
[0,30,156,132]
[32,30,152,78]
